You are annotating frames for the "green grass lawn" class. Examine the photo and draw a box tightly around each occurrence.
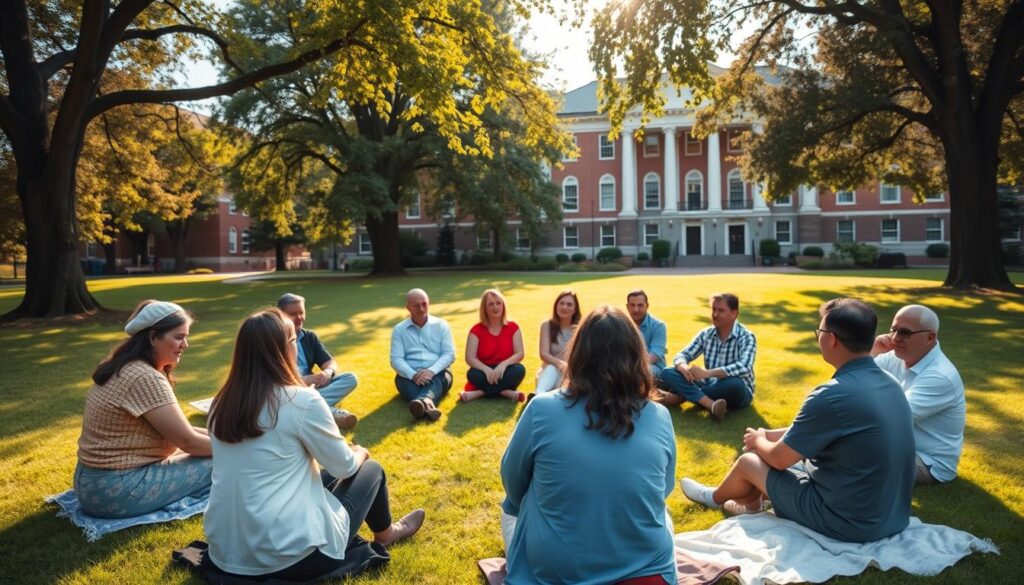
[1,269,1021,584]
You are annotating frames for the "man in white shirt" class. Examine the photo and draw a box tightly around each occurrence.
[872,304,965,484]
[390,289,456,422]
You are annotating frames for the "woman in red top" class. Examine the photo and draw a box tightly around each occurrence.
[462,289,526,402]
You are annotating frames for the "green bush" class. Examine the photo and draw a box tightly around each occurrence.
[571,252,587,263]
[803,246,825,257]
[636,252,650,261]
[555,253,570,264]
[399,231,428,265]
[600,262,629,271]
[651,239,671,260]
[465,251,495,265]
[798,258,825,270]
[349,258,374,271]
[926,243,950,258]
[596,247,623,263]
[759,239,781,258]
[831,242,878,267]
[558,261,629,273]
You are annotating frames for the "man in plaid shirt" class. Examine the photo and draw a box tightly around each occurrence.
[656,293,756,421]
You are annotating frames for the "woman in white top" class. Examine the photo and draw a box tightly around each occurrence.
[535,290,581,394]
[203,308,424,582]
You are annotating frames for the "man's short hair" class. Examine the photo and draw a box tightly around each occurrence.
[626,290,648,303]
[898,304,940,333]
[710,293,739,312]
[820,298,877,353]
[277,292,305,310]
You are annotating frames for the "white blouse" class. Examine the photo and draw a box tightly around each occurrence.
[205,386,360,575]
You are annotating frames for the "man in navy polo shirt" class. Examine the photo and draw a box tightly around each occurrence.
[679,298,916,543]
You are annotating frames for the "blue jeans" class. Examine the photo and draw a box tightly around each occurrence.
[395,370,452,403]
[316,372,358,408]
[467,364,526,396]
[73,454,212,518]
[658,367,753,409]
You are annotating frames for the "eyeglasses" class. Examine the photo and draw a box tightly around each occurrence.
[814,328,838,341]
[889,327,932,340]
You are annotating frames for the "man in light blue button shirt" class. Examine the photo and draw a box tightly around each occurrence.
[390,288,456,422]
[626,290,667,377]
[872,304,965,484]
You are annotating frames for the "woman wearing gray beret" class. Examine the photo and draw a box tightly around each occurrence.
[74,299,212,518]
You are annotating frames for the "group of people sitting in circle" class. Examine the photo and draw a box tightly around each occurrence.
[73,285,965,583]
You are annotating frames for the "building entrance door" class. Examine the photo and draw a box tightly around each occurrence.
[685,226,702,255]
[728,225,745,255]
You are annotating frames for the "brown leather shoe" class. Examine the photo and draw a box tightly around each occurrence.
[423,401,442,422]
[710,398,727,422]
[652,389,683,407]
[375,508,425,548]
[408,399,426,420]
[331,408,358,430]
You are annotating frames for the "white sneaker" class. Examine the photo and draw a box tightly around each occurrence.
[680,477,720,508]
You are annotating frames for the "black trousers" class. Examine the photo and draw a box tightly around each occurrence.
[466,363,527,396]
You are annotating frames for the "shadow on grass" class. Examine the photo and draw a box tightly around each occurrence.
[443,397,519,437]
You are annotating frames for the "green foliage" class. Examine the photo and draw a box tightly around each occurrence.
[399,232,429,266]
[651,239,671,260]
[435,224,457,266]
[927,243,950,258]
[802,246,825,257]
[830,242,879,267]
[759,239,781,258]
[555,253,570,264]
[349,258,374,272]
[636,252,650,261]
[596,247,623,263]
[798,259,825,270]
[498,256,557,271]
[571,252,587,263]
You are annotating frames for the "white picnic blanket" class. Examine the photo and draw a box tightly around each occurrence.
[674,514,998,585]
[45,489,208,542]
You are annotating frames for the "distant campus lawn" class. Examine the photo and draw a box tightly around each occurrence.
[0,270,1021,584]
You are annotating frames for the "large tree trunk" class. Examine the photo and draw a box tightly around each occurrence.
[941,118,1014,289]
[366,211,404,275]
[492,228,502,260]
[165,219,189,273]
[275,241,288,271]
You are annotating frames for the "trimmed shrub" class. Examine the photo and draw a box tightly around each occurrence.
[465,251,495,265]
[571,252,587,263]
[759,239,781,258]
[596,247,623,263]
[831,242,878,267]
[636,252,650,261]
[802,246,825,257]
[798,258,825,270]
[555,253,570,264]
[349,258,374,271]
[651,239,671,260]
[435,224,456,266]
[876,252,907,268]
[399,231,428,265]
[926,243,950,258]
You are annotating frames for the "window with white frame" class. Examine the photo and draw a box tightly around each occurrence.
[562,134,577,162]
[643,134,660,157]
[685,170,703,210]
[477,232,492,250]
[644,224,659,246]
[837,220,855,243]
[599,175,616,211]
[228,200,237,215]
[880,183,901,203]
[643,173,661,209]
[600,225,616,247]
[836,190,856,205]
[516,229,531,250]
[775,193,792,205]
[727,169,746,209]
[563,226,578,248]
[684,132,702,155]
[241,229,251,254]
[924,191,944,201]
[925,218,943,241]
[775,220,792,244]
[599,134,615,159]
[562,177,579,212]
[358,232,372,254]
[881,219,900,242]
[406,193,421,218]
[441,200,455,218]
[228,227,238,253]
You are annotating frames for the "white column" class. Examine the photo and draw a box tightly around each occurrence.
[753,182,769,210]
[798,184,820,211]
[662,127,679,213]
[620,127,637,217]
[706,130,722,212]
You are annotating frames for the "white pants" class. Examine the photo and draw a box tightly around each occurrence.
[535,364,564,393]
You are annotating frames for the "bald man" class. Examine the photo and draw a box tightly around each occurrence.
[872,304,965,484]
[390,288,456,422]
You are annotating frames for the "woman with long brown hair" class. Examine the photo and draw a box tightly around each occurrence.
[534,289,581,394]
[500,306,677,584]
[203,308,424,582]
[75,300,211,518]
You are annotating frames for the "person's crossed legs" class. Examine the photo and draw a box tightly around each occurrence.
[395,371,452,422]
[657,367,751,421]
[680,452,771,513]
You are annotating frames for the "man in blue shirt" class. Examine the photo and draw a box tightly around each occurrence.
[278,293,360,429]
[390,288,456,422]
[679,298,916,543]
[656,293,756,421]
[626,290,667,377]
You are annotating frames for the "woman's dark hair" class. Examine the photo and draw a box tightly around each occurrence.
[563,305,653,439]
[209,308,304,444]
[92,299,192,386]
[548,290,582,345]
[819,298,877,353]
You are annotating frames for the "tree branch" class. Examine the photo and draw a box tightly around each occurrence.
[38,49,77,80]
[121,24,244,72]
[977,0,1024,134]
[89,22,373,119]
